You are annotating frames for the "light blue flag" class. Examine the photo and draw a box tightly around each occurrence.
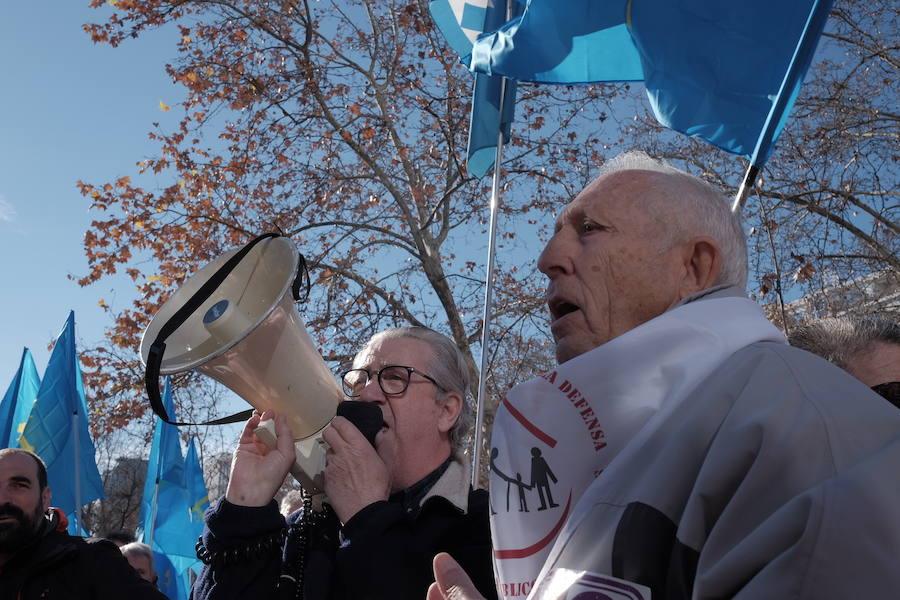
[429,0,486,62]
[431,0,522,178]
[138,379,197,597]
[467,0,833,165]
[184,437,209,537]
[19,312,105,530]
[467,65,518,178]
[469,1,643,83]
[154,551,190,600]
[0,347,41,448]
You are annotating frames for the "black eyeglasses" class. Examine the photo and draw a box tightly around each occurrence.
[871,381,900,409]
[341,365,445,397]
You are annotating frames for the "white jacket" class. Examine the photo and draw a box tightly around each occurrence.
[535,306,900,598]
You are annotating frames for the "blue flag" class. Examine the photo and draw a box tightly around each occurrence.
[184,437,209,538]
[464,0,833,166]
[470,1,643,83]
[19,312,105,530]
[429,0,488,61]
[431,0,522,178]
[467,66,517,178]
[0,347,41,448]
[154,551,190,600]
[138,378,199,597]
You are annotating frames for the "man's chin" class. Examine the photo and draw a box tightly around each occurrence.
[553,337,590,365]
[0,513,44,552]
[0,524,28,552]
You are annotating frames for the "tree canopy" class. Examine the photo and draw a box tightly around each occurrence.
[78,0,897,451]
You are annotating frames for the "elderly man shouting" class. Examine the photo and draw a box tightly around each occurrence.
[429,152,900,600]
[193,326,495,600]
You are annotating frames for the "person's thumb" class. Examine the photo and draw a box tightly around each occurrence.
[427,552,485,600]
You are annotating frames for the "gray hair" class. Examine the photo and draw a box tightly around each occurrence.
[789,314,900,369]
[357,327,472,455]
[280,489,305,516]
[599,151,749,290]
[121,542,155,572]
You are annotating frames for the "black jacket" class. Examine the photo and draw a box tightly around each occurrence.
[0,509,167,600]
[192,459,497,600]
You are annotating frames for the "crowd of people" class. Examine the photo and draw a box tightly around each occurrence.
[1,152,897,600]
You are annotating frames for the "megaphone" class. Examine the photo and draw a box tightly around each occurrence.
[140,235,343,494]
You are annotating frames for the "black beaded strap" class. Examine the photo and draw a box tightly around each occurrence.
[196,528,287,566]
[277,493,332,600]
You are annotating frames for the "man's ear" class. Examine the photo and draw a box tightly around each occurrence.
[437,392,463,435]
[677,236,722,299]
[41,486,52,513]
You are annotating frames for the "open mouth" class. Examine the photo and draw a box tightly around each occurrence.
[549,298,580,322]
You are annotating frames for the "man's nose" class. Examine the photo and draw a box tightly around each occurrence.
[358,377,385,403]
[537,231,572,277]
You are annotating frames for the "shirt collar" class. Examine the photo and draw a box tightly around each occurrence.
[389,457,452,516]
[677,284,744,307]
[389,454,474,516]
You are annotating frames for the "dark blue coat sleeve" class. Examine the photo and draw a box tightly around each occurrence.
[190,498,287,600]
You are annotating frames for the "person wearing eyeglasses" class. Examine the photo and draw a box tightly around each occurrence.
[191,326,496,600]
[788,314,900,409]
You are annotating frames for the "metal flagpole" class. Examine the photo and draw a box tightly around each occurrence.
[732,164,760,213]
[471,75,509,488]
[72,409,81,533]
[148,478,160,548]
[733,0,830,214]
[147,424,163,548]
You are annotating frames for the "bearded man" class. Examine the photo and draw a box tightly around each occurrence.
[0,448,166,600]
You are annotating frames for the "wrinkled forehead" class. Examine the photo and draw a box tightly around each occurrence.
[848,341,900,387]
[352,335,433,370]
[554,169,662,229]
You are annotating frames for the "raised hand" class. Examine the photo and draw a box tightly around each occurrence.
[225,410,295,507]
[426,553,486,600]
[322,415,391,523]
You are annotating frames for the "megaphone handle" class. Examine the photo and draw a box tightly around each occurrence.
[252,418,280,450]
[253,420,326,495]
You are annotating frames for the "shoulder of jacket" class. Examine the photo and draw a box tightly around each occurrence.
[468,487,489,507]
[59,535,128,570]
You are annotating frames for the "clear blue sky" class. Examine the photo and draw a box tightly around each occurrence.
[0,3,182,388]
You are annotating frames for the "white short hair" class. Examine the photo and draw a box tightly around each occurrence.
[599,151,749,290]
[120,542,155,572]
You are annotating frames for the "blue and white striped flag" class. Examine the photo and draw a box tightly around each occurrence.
[430,0,522,177]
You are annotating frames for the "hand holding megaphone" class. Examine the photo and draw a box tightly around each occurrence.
[226,411,297,508]
[321,414,391,523]
[251,401,390,522]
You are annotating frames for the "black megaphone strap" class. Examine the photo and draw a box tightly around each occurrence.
[144,232,309,426]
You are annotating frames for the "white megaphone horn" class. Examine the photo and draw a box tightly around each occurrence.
[140,233,344,495]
